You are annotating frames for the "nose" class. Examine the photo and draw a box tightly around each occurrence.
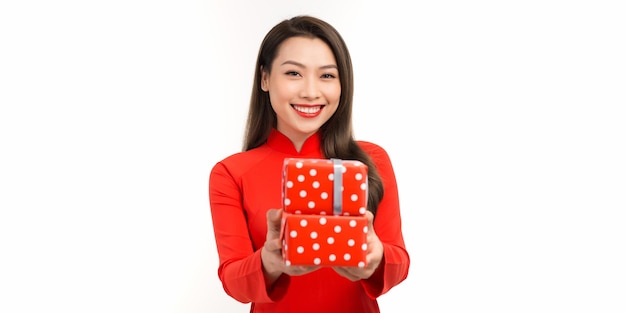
[299,76,320,99]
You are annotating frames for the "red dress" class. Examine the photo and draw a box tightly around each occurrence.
[209,129,410,313]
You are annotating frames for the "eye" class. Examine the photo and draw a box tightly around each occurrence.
[321,73,337,79]
[285,71,301,77]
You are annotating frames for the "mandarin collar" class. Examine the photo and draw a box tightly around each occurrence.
[266,128,323,156]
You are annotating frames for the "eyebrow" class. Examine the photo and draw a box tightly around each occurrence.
[280,60,338,70]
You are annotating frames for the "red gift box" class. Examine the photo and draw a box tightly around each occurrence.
[281,213,368,267]
[282,158,368,216]
[280,158,369,267]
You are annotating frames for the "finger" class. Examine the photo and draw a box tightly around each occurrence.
[264,238,282,252]
[266,208,283,233]
[333,267,359,281]
[285,265,320,277]
[295,265,320,273]
[365,210,374,230]
[267,208,282,223]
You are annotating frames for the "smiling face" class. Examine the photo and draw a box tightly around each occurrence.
[261,36,341,150]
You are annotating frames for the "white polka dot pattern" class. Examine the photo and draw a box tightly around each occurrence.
[282,158,368,216]
[281,213,368,267]
[281,158,370,268]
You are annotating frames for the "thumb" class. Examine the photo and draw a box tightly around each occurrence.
[365,210,374,231]
[266,208,283,234]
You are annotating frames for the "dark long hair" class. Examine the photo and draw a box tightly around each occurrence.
[242,15,384,216]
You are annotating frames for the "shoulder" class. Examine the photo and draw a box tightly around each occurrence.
[210,146,272,178]
[357,140,392,164]
[356,140,399,184]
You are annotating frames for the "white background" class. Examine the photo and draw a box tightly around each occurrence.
[1,0,625,312]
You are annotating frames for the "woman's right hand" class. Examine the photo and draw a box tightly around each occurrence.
[261,208,320,284]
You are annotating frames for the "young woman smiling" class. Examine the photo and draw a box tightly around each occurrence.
[209,15,410,313]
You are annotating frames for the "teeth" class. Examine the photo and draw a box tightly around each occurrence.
[293,105,321,114]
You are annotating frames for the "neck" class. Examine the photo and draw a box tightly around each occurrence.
[277,129,317,154]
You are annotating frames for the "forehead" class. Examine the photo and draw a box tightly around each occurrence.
[274,36,337,66]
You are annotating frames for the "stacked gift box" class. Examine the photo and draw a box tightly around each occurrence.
[280,158,369,268]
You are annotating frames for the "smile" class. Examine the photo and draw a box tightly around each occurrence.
[292,105,324,117]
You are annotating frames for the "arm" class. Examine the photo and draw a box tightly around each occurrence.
[340,144,410,298]
[209,162,284,303]
[209,162,320,303]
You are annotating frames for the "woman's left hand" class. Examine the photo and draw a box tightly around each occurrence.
[332,210,383,281]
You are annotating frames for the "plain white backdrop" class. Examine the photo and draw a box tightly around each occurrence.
[1,0,625,312]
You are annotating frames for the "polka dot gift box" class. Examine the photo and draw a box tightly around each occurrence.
[280,158,369,267]
[282,158,368,216]
[282,214,368,267]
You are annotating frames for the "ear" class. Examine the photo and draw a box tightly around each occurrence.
[260,67,269,92]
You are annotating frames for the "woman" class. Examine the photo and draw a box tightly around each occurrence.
[209,15,410,313]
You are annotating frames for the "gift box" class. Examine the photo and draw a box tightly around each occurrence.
[281,213,368,267]
[282,158,368,216]
[280,158,369,267]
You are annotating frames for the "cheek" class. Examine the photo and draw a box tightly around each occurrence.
[319,79,341,96]
[268,94,286,115]
[326,105,340,118]
[327,84,342,103]
[269,82,298,102]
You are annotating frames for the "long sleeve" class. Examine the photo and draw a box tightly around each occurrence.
[359,143,411,297]
[209,161,288,303]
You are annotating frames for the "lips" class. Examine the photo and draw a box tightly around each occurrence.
[292,104,324,118]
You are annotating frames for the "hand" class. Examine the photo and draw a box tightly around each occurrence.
[332,210,384,281]
[261,208,320,284]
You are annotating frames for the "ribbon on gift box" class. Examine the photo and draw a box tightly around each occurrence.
[332,158,343,216]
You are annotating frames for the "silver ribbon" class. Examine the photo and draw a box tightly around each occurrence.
[332,158,343,215]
